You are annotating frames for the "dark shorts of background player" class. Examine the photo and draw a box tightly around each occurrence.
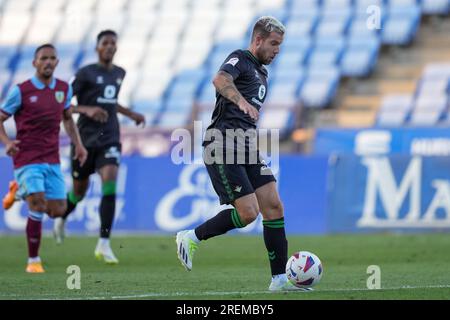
[71,143,121,180]
[204,151,276,205]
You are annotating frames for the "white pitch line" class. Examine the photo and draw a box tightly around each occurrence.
[104,284,450,299]
[33,284,450,300]
[1,284,449,300]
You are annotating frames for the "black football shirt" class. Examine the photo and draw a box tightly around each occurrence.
[72,63,125,148]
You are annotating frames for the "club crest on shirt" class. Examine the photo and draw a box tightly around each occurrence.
[258,85,266,100]
[55,91,65,103]
[116,78,123,85]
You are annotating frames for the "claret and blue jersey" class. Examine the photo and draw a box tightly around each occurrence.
[0,76,72,199]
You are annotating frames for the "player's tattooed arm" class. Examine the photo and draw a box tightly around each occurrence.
[0,112,20,156]
[214,71,243,105]
[62,108,88,166]
[213,71,259,120]
[117,104,146,127]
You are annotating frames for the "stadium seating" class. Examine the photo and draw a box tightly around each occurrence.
[0,0,447,135]
[376,62,450,127]
[377,94,414,126]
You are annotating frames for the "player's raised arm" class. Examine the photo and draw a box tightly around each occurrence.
[213,70,259,121]
[117,104,146,127]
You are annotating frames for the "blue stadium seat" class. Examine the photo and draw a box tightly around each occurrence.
[259,109,295,131]
[212,39,246,56]
[300,67,340,108]
[164,70,205,112]
[285,17,319,37]
[315,15,351,37]
[53,44,79,80]
[13,46,36,74]
[376,94,413,126]
[386,0,420,9]
[353,0,388,34]
[308,48,343,66]
[0,72,11,100]
[0,46,18,71]
[266,80,302,107]
[129,99,163,126]
[290,0,321,13]
[275,49,309,71]
[382,6,421,45]
[289,5,319,25]
[307,37,345,66]
[272,68,306,83]
[167,70,205,96]
[133,99,163,114]
[164,96,194,112]
[348,17,382,37]
[322,0,353,8]
[409,95,448,126]
[421,0,450,15]
[257,7,290,24]
[207,40,246,75]
[415,77,450,98]
[78,50,98,67]
[282,36,312,53]
[354,0,384,9]
[157,110,192,128]
[340,36,380,77]
[196,109,214,126]
[196,79,216,106]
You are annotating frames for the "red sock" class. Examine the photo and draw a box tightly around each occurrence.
[26,217,42,258]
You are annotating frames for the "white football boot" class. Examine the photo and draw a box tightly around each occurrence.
[95,239,119,264]
[269,275,314,292]
[176,230,199,271]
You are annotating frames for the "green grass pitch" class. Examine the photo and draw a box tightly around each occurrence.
[0,234,449,300]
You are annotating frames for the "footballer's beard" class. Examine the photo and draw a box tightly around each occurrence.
[255,49,273,65]
[254,49,266,65]
[40,67,54,79]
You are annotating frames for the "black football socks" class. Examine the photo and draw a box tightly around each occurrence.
[263,218,288,276]
[195,208,246,241]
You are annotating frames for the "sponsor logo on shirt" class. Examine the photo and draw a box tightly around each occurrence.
[251,97,263,107]
[29,96,38,103]
[97,85,118,104]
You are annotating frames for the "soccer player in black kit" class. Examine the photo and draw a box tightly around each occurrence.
[176,17,306,291]
[53,30,145,264]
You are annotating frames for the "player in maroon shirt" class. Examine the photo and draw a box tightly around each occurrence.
[0,44,87,273]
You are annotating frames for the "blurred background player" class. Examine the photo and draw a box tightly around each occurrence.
[176,16,304,291]
[53,30,145,264]
[0,44,87,273]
